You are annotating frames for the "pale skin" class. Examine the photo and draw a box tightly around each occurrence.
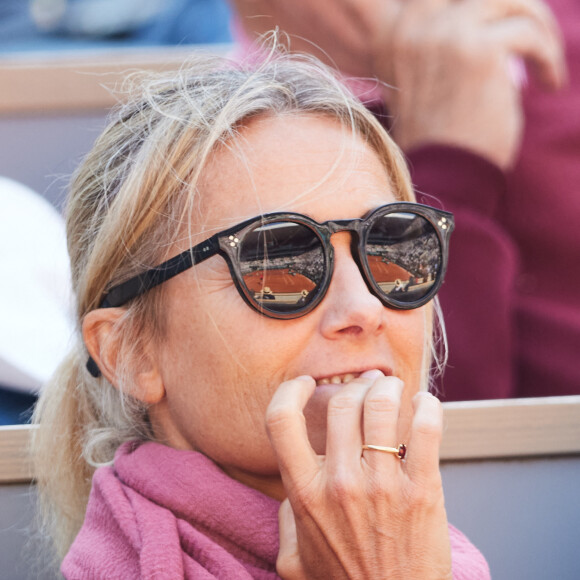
[84,115,452,578]
[232,0,566,168]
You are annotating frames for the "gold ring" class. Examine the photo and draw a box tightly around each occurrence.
[362,443,407,460]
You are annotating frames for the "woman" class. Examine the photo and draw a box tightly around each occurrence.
[33,50,489,578]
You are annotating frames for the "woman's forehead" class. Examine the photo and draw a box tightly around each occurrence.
[195,114,396,230]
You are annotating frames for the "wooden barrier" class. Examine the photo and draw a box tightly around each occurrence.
[440,395,580,460]
[2,396,579,484]
[0,45,230,115]
[0,425,34,483]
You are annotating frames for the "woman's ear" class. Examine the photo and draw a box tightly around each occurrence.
[82,309,165,404]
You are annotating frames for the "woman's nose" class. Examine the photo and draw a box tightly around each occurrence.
[318,233,385,339]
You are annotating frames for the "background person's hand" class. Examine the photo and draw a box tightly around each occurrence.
[380,0,566,168]
[235,0,565,170]
[267,372,452,580]
[232,0,402,77]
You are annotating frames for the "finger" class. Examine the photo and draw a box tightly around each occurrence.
[480,0,567,87]
[488,17,566,89]
[324,372,379,470]
[405,392,443,483]
[483,0,561,37]
[266,376,319,483]
[361,376,404,470]
[277,499,305,580]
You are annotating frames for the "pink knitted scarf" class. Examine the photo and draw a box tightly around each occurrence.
[62,441,490,579]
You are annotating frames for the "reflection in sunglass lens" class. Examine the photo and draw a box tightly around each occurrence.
[366,212,441,304]
[239,221,325,313]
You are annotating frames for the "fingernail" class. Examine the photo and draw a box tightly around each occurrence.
[360,369,384,380]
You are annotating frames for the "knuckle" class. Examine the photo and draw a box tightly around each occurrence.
[435,25,492,64]
[265,404,295,433]
[405,479,444,509]
[328,471,359,503]
[291,486,320,518]
[327,392,360,416]
[404,486,427,510]
[367,474,400,502]
[414,418,442,441]
[365,391,399,415]
[452,35,486,65]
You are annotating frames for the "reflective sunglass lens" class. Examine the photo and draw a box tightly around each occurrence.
[239,221,325,313]
[366,212,441,305]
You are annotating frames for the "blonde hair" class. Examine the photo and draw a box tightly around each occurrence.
[32,47,439,563]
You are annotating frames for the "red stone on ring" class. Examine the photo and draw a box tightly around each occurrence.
[397,444,407,460]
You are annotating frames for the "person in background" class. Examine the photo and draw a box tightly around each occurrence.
[0,177,73,425]
[230,0,577,400]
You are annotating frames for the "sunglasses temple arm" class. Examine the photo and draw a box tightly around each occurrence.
[100,237,219,308]
[86,237,220,378]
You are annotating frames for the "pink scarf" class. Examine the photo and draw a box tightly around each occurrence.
[62,441,490,579]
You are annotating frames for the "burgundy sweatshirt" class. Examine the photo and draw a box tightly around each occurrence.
[409,0,580,400]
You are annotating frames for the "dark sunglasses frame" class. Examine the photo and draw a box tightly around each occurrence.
[87,202,453,377]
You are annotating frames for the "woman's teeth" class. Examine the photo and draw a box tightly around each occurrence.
[316,373,358,386]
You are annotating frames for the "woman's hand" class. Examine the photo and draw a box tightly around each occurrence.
[378,0,566,169]
[266,372,452,580]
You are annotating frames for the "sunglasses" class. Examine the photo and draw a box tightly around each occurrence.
[87,202,453,377]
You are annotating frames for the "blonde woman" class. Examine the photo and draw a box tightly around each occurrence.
[33,51,489,578]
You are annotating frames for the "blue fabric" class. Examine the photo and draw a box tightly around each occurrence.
[0,388,36,425]
[0,0,231,52]
[136,0,232,45]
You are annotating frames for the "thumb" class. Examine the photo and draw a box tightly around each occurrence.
[277,499,305,580]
